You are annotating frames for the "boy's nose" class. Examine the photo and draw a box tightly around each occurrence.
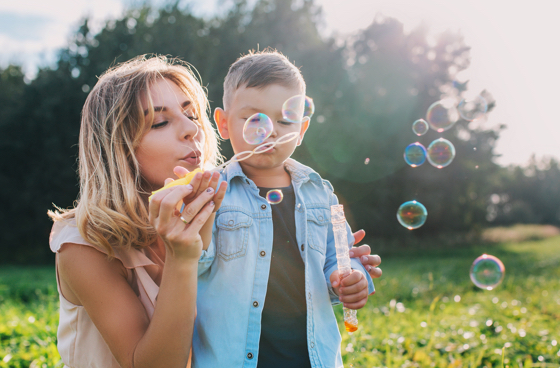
[268,126,278,138]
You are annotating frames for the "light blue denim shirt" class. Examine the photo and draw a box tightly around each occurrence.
[194,158,374,368]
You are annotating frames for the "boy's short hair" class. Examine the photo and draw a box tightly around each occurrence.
[223,49,306,110]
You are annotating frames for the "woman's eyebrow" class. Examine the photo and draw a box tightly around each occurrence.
[144,101,191,116]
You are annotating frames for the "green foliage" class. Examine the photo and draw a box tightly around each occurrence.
[489,157,560,226]
[0,0,557,263]
[2,238,560,366]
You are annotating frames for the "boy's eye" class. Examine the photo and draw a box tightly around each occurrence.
[278,120,295,126]
[151,121,168,129]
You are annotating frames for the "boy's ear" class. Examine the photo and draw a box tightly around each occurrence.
[296,117,310,146]
[214,107,230,139]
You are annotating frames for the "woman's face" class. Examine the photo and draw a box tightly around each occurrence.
[136,78,205,192]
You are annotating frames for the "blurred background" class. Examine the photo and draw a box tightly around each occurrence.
[1,0,559,264]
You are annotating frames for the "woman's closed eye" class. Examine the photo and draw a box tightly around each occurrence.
[183,109,199,121]
[151,121,168,129]
[278,120,295,126]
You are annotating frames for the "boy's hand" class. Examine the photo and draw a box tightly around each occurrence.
[330,270,369,310]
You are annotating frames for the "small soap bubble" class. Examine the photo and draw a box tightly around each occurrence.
[243,113,273,145]
[364,158,370,165]
[458,95,488,121]
[404,142,427,167]
[282,95,315,123]
[266,189,283,204]
[427,138,456,168]
[412,119,429,136]
[470,254,505,290]
[426,99,459,132]
[397,200,427,230]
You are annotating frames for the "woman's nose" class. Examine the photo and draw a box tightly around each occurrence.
[180,114,199,140]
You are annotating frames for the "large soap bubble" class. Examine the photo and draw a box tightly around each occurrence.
[458,95,488,121]
[412,119,429,136]
[404,142,427,167]
[282,95,315,123]
[243,113,273,145]
[426,99,459,132]
[470,254,505,290]
[427,138,456,168]
[397,200,428,230]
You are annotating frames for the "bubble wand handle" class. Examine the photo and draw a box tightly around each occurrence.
[330,204,358,332]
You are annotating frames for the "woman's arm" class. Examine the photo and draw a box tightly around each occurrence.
[58,184,216,368]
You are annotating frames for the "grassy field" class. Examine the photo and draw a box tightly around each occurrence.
[1,232,560,367]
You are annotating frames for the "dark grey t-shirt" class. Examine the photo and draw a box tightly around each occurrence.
[257,185,311,368]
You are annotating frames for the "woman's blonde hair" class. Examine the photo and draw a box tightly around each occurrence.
[48,54,221,256]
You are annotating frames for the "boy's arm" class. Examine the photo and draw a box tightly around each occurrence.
[197,177,227,276]
[324,194,375,305]
[197,218,217,276]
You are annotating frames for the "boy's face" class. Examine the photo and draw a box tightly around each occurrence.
[215,84,309,173]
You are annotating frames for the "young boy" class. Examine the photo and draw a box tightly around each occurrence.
[194,51,375,368]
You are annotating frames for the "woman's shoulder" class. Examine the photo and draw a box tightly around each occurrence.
[50,218,158,270]
[50,218,92,253]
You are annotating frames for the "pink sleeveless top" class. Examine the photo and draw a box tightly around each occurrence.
[49,219,163,368]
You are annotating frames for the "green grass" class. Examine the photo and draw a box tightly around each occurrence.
[336,236,560,367]
[1,236,560,367]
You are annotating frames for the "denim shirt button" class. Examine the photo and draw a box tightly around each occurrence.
[261,204,267,210]
[247,352,253,359]
[301,244,304,251]
[228,220,234,225]
[310,341,315,348]
[308,292,311,299]
[253,301,259,307]
[260,251,266,257]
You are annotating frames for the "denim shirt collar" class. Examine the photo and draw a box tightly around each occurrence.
[219,158,323,186]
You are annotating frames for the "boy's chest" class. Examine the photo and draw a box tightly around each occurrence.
[214,181,333,262]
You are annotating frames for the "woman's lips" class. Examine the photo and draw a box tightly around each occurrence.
[181,151,201,166]
[182,156,200,165]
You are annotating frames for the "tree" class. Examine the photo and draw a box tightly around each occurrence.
[0,0,511,263]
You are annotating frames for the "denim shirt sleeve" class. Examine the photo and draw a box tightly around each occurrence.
[324,192,375,305]
[197,223,217,276]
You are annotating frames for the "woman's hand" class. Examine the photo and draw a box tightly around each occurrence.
[350,230,382,294]
[148,183,216,260]
[172,166,227,213]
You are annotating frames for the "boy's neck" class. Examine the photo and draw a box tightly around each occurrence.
[240,162,292,188]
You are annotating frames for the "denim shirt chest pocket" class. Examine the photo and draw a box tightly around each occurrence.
[306,207,330,254]
[216,211,253,261]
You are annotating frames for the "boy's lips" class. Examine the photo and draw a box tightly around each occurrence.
[255,142,275,153]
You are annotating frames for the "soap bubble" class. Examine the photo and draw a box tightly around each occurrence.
[412,119,429,136]
[282,95,315,123]
[266,189,283,204]
[404,142,427,167]
[397,201,427,230]
[427,138,456,168]
[470,254,505,290]
[243,113,273,145]
[426,99,459,132]
[458,95,488,121]
[364,158,370,165]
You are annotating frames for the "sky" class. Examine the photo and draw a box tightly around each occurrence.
[1,0,558,167]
